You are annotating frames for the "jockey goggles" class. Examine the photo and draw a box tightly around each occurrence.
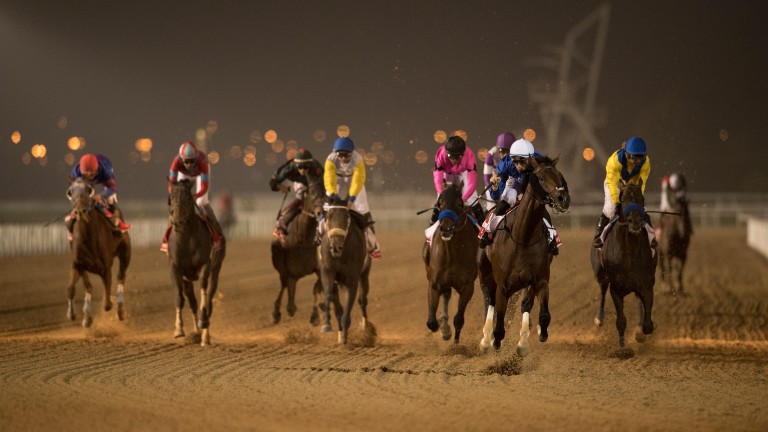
[297,162,312,170]
[337,151,351,159]
[512,157,527,165]
[182,158,198,166]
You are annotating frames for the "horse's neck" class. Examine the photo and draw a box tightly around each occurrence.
[511,191,544,242]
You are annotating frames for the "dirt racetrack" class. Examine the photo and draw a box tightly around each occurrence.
[1,227,767,432]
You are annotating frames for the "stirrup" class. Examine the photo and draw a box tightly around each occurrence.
[593,237,603,248]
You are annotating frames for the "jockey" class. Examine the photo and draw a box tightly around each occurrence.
[66,154,131,236]
[269,148,324,244]
[660,172,686,212]
[482,132,515,211]
[593,136,655,248]
[430,135,485,226]
[478,139,560,255]
[322,136,382,260]
[160,141,223,253]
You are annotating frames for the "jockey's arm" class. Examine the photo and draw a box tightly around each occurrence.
[639,156,651,195]
[605,152,623,205]
[323,159,338,197]
[348,158,366,198]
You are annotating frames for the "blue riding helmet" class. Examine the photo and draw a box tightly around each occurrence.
[625,137,647,155]
[333,137,355,152]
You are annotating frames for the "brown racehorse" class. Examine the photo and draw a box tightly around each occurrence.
[168,179,226,346]
[422,183,477,345]
[477,156,570,355]
[270,171,326,325]
[591,181,657,350]
[65,179,131,327]
[318,197,372,345]
[658,174,692,296]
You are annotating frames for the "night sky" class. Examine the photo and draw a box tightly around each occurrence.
[2,1,766,202]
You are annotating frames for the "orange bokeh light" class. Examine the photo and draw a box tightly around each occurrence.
[337,125,350,137]
[524,128,537,141]
[265,130,278,144]
[582,147,595,161]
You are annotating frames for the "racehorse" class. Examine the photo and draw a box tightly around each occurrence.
[477,156,570,355]
[65,178,131,327]
[591,181,657,349]
[168,179,226,346]
[318,197,372,344]
[270,171,325,326]
[422,183,477,344]
[657,174,692,296]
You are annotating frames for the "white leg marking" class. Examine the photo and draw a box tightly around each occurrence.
[480,305,495,348]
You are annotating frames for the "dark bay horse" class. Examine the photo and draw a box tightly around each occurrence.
[168,179,226,346]
[318,197,372,345]
[478,156,570,355]
[591,181,657,349]
[658,174,693,296]
[270,172,325,325]
[65,179,131,327]
[422,184,477,345]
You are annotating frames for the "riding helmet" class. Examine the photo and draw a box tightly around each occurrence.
[333,137,355,152]
[625,136,647,155]
[294,148,313,164]
[509,139,535,157]
[496,132,516,150]
[178,141,199,159]
[445,136,466,158]
[79,154,98,173]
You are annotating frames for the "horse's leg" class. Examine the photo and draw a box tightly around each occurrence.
[641,288,655,336]
[340,279,359,345]
[517,287,535,357]
[202,263,223,347]
[536,280,551,343]
[286,277,298,318]
[440,290,452,341]
[309,277,323,327]
[453,282,475,345]
[610,289,627,348]
[634,295,647,343]
[184,280,199,334]
[358,263,371,330]
[426,283,441,334]
[332,283,344,343]
[66,267,81,321]
[594,281,609,326]
[199,263,213,346]
[660,254,672,295]
[320,272,334,333]
[492,288,509,350]
[81,272,94,328]
[677,257,688,296]
[172,268,186,338]
[478,249,496,348]
[116,240,130,320]
[100,268,113,312]
[272,275,287,324]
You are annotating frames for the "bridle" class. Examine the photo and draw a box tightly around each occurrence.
[529,165,567,211]
[325,205,351,239]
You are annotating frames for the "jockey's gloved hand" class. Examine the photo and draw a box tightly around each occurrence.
[348,195,356,203]
[328,193,339,202]
[615,203,621,217]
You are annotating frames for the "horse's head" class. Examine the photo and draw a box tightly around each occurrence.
[67,178,95,223]
[529,156,570,214]
[168,179,196,226]
[305,172,327,217]
[619,180,646,235]
[437,184,465,241]
[325,197,351,258]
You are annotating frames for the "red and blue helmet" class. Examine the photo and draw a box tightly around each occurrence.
[178,141,199,160]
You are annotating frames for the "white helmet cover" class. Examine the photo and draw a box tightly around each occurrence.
[509,139,535,157]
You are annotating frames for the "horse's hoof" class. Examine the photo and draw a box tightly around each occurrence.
[82,316,92,328]
[320,324,332,333]
[201,329,210,347]
[635,331,646,343]
[103,301,112,312]
[287,305,297,317]
[272,311,281,325]
[492,340,502,350]
[117,305,125,321]
[441,331,452,341]
[516,345,530,357]
[594,317,603,326]
[174,329,185,338]
[309,312,320,327]
[426,320,439,332]
[67,311,75,321]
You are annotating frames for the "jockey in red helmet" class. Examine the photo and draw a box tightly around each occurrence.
[66,154,131,238]
[160,141,223,253]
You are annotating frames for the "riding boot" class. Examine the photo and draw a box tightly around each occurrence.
[543,210,559,256]
[65,212,75,241]
[429,206,439,226]
[470,203,485,225]
[203,204,224,251]
[642,211,658,249]
[479,200,510,247]
[593,213,610,248]
[364,213,381,259]
[274,198,302,241]
[494,199,511,216]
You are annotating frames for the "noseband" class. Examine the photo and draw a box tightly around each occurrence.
[326,205,351,238]
[530,166,566,207]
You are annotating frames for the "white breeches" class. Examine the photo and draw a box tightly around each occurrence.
[441,172,479,207]
[333,178,370,214]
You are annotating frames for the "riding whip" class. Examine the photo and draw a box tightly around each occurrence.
[276,191,288,220]
[646,210,682,216]
[44,210,71,227]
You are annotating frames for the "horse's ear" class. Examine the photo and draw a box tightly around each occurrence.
[529,157,539,169]
[551,155,560,166]
[66,188,73,200]
[86,185,94,197]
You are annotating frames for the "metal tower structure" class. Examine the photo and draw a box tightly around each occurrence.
[527,3,611,195]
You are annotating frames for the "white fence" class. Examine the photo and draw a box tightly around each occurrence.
[747,216,768,261]
[2,192,767,258]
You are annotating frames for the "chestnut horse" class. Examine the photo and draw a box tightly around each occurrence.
[270,170,326,325]
[422,183,477,344]
[318,197,372,344]
[591,181,657,349]
[65,179,131,327]
[168,179,226,346]
[658,174,692,296]
[477,156,570,355]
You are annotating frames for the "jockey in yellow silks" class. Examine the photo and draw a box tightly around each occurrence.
[593,136,656,249]
[322,136,382,260]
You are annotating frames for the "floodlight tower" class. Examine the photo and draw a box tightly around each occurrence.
[527,3,611,195]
